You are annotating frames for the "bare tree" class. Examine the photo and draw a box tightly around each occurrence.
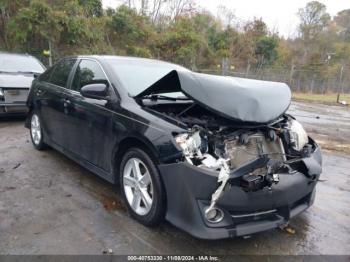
[140,0,148,15]
[149,0,165,23]
[0,6,9,49]
[116,0,195,24]
[217,5,236,27]
[120,0,134,9]
[119,0,151,16]
[167,0,196,21]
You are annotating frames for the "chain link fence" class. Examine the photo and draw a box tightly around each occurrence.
[198,63,350,94]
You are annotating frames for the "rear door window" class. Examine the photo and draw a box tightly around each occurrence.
[39,66,54,82]
[49,59,76,88]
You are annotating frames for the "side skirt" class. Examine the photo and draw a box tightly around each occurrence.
[45,138,115,184]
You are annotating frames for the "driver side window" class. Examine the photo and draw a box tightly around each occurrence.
[71,60,108,92]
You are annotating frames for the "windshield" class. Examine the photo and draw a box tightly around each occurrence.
[0,54,45,73]
[106,58,189,96]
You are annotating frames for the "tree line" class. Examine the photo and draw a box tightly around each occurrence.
[0,0,349,93]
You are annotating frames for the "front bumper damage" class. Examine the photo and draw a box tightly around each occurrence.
[158,145,322,240]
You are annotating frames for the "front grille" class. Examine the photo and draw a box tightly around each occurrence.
[230,209,277,218]
[3,88,29,103]
[229,209,279,224]
[225,133,285,169]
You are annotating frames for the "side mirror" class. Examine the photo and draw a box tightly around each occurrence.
[80,83,109,100]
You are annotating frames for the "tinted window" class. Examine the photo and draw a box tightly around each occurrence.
[71,60,107,91]
[0,53,45,73]
[39,66,54,82]
[49,59,76,87]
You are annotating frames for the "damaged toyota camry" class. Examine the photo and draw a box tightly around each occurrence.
[26,56,322,239]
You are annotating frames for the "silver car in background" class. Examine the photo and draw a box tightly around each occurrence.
[0,52,45,116]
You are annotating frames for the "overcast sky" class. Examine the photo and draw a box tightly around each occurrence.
[102,0,350,38]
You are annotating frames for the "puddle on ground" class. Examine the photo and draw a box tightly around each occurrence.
[100,193,126,212]
[73,171,127,213]
[85,185,127,212]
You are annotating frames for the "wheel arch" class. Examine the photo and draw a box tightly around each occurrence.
[25,105,35,129]
[25,91,39,129]
[112,135,160,184]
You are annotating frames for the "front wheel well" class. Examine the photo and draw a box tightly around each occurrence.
[113,137,159,183]
[25,108,34,128]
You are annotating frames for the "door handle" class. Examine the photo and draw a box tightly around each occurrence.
[63,99,71,108]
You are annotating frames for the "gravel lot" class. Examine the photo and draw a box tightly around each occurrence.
[0,101,349,255]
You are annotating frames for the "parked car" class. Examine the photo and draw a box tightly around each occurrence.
[25,56,322,239]
[0,52,45,116]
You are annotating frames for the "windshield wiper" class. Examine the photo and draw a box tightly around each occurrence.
[141,94,190,101]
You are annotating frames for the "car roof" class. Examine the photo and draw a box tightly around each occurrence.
[63,55,185,68]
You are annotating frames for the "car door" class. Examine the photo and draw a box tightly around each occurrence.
[64,59,115,173]
[38,59,77,148]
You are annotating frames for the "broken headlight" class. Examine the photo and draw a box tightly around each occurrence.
[289,120,308,151]
[174,131,207,161]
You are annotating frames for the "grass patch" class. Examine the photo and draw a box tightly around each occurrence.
[292,93,350,105]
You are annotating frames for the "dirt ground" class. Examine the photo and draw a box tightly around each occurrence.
[289,101,350,155]
[0,101,349,255]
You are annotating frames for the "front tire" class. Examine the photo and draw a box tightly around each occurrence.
[30,111,47,150]
[119,148,166,226]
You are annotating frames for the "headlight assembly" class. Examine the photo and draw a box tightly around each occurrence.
[289,120,308,151]
[0,88,3,97]
[174,131,203,158]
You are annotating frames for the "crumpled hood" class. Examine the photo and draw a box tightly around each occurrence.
[0,73,34,89]
[136,70,291,124]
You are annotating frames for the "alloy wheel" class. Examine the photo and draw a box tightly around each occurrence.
[31,114,42,145]
[123,157,154,216]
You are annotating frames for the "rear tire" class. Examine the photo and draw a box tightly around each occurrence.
[119,147,166,226]
[30,111,47,150]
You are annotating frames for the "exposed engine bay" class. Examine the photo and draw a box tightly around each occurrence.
[142,100,316,221]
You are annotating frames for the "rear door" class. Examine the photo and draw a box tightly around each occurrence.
[38,58,77,148]
[64,59,115,172]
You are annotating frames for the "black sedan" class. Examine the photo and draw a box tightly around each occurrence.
[0,52,45,116]
[25,56,322,239]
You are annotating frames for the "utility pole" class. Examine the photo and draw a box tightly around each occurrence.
[325,52,335,93]
[289,64,295,87]
[245,60,250,77]
[337,65,344,103]
[48,40,53,67]
[221,58,229,76]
